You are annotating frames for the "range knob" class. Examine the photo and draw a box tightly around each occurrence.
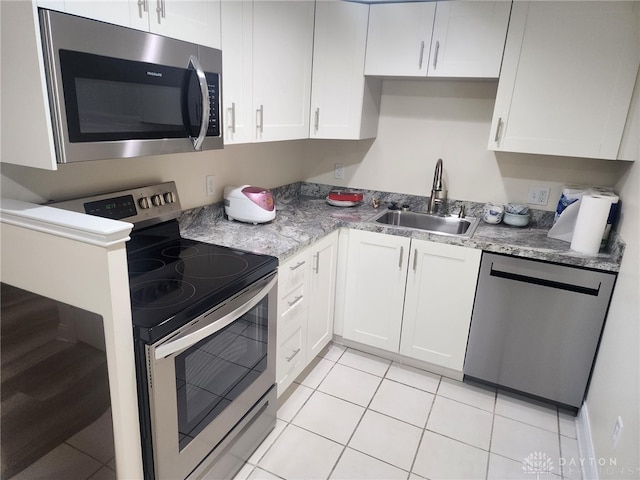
[163,191,176,204]
[151,194,164,207]
[138,197,150,209]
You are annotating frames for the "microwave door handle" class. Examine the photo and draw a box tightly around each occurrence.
[187,55,210,151]
[154,275,276,360]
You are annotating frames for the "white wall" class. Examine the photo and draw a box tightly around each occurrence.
[582,22,640,480]
[0,141,307,210]
[304,79,631,210]
[584,159,639,480]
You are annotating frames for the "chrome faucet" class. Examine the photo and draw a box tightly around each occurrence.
[427,158,447,214]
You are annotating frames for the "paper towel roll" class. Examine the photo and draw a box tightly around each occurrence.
[570,194,617,255]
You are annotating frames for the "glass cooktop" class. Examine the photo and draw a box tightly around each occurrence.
[128,226,277,344]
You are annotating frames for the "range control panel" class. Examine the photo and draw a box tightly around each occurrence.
[50,181,182,230]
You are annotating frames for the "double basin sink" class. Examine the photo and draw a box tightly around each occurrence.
[369,209,479,238]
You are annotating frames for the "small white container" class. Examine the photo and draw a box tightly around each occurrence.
[503,212,530,227]
[482,203,504,224]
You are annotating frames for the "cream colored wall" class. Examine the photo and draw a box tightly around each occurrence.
[582,20,640,479]
[1,140,307,210]
[304,79,631,210]
[585,159,639,479]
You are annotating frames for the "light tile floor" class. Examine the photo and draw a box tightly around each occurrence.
[235,343,583,480]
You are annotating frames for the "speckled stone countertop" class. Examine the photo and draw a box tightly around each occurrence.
[179,183,624,272]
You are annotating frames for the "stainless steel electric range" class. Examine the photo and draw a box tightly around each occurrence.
[53,182,278,479]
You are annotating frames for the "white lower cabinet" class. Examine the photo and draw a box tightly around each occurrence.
[400,239,481,371]
[307,232,338,360]
[276,231,338,396]
[342,230,410,352]
[342,230,481,373]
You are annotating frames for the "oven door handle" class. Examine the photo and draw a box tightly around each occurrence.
[154,274,277,360]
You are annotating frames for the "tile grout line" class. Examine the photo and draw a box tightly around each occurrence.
[325,348,392,480]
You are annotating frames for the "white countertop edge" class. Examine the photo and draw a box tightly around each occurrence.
[1,198,132,248]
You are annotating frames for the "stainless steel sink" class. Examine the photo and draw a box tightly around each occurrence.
[370,209,479,238]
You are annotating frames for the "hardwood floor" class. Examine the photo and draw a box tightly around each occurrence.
[1,284,111,479]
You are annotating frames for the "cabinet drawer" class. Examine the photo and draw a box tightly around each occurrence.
[279,250,310,286]
[278,282,308,330]
[276,321,306,395]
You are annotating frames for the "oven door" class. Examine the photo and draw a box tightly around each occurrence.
[146,272,277,480]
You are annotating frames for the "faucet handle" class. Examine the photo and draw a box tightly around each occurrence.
[458,205,466,218]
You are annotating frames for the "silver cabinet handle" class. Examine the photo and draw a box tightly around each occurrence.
[285,348,301,362]
[313,253,320,274]
[188,55,210,151]
[433,40,440,69]
[156,0,165,23]
[228,102,236,134]
[256,105,264,133]
[418,40,425,69]
[137,0,146,17]
[399,246,404,269]
[314,108,320,132]
[413,249,418,271]
[289,260,306,271]
[494,117,503,143]
[287,295,304,308]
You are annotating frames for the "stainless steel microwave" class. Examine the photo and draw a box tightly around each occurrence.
[39,9,223,164]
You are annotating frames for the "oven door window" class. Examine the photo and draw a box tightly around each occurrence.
[175,298,268,451]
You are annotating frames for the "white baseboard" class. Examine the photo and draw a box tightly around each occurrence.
[577,401,598,480]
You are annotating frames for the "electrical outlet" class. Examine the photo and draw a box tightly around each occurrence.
[334,163,344,180]
[612,416,624,448]
[527,186,551,206]
[206,175,216,196]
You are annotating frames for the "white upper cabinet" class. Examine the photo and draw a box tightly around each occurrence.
[253,1,314,142]
[41,0,221,48]
[364,1,510,78]
[222,0,314,144]
[427,1,511,78]
[221,0,254,144]
[310,1,382,139]
[489,1,640,160]
[365,2,436,77]
[148,0,221,48]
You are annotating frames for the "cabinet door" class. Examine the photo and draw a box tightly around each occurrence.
[489,1,639,160]
[63,0,138,28]
[307,232,338,360]
[427,1,511,78]
[150,0,221,48]
[342,230,410,352]
[400,240,481,372]
[310,1,381,139]
[364,2,436,77]
[253,0,314,142]
[221,0,254,144]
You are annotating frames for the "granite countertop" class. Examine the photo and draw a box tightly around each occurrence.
[179,185,624,273]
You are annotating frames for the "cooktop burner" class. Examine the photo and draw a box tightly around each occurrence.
[128,226,277,344]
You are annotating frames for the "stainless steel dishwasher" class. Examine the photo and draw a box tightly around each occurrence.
[463,252,616,410]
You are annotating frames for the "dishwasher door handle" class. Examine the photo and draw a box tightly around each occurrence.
[489,264,601,296]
